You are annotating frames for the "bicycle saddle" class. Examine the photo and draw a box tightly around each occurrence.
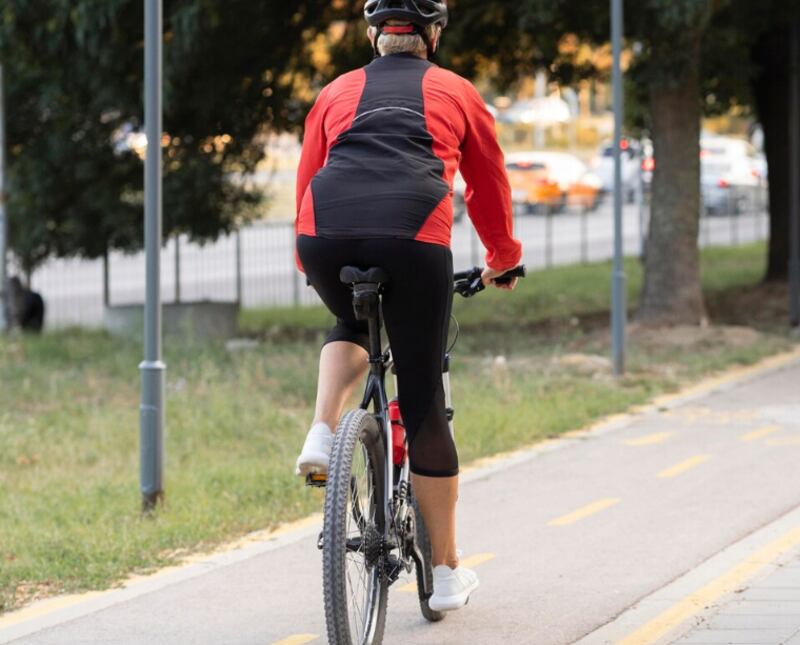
[339,266,390,286]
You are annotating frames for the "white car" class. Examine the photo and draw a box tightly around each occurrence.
[590,139,642,202]
[700,136,765,215]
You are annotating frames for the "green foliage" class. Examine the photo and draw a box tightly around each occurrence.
[0,1,330,272]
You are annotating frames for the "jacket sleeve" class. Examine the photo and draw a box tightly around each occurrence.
[296,84,330,216]
[294,84,331,272]
[458,81,522,271]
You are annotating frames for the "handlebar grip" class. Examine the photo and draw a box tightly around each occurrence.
[493,265,526,285]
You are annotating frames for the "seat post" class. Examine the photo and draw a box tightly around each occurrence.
[351,283,384,366]
[366,312,383,367]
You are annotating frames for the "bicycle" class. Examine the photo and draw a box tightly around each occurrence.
[306,263,526,645]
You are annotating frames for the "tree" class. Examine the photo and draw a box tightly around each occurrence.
[629,2,717,325]
[747,5,800,281]
[689,0,800,282]
[0,0,329,274]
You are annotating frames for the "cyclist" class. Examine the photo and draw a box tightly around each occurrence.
[294,0,521,612]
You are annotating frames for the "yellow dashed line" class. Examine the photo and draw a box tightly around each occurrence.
[624,432,673,446]
[547,498,621,527]
[269,634,318,645]
[398,552,496,593]
[657,455,711,479]
[615,526,800,645]
[767,436,800,446]
[740,425,781,442]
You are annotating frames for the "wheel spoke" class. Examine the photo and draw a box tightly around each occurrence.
[350,475,366,532]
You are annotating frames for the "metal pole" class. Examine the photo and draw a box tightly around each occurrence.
[235,227,242,306]
[581,208,588,263]
[290,226,300,306]
[545,208,553,268]
[611,0,627,375]
[790,18,800,327]
[103,249,110,307]
[637,162,646,259]
[174,234,180,303]
[139,0,166,511]
[534,70,547,149]
[0,64,8,333]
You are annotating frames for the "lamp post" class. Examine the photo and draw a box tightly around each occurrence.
[0,64,8,333]
[790,17,800,328]
[611,0,627,374]
[139,0,166,511]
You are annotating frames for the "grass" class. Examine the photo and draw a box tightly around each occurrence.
[240,244,771,337]
[0,242,794,613]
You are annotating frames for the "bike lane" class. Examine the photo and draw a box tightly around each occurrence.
[2,351,800,645]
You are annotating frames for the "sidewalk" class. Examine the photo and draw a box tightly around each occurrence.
[675,558,800,644]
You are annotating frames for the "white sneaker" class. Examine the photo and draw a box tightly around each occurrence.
[295,423,333,476]
[428,564,480,612]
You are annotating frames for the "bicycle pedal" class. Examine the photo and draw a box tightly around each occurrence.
[305,473,327,487]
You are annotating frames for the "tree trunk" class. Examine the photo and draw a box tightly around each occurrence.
[752,27,792,282]
[638,65,707,325]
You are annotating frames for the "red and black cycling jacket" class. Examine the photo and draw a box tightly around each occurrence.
[295,53,522,271]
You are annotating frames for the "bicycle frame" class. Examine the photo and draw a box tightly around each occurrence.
[356,294,414,545]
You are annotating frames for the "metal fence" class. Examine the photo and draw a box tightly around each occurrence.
[25,191,769,329]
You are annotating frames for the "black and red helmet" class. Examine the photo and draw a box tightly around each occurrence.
[364,0,449,29]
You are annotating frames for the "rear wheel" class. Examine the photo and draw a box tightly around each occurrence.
[322,409,388,645]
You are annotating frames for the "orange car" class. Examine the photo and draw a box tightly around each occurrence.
[505,159,563,213]
[566,178,602,210]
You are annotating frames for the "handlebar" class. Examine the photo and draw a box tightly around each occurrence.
[453,265,526,298]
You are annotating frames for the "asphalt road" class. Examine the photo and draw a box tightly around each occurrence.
[30,201,768,328]
[2,351,799,645]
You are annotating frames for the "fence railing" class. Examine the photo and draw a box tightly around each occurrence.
[26,191,769,329]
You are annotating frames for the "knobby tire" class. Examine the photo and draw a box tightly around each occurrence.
[323,409,388,645]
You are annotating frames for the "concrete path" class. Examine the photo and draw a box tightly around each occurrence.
[676,558,800,645]
[2,351,799,645]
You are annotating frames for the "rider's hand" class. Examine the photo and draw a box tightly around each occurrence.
[481,266,518,291]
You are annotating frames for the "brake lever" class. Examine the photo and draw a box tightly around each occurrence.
[454,277,485,298]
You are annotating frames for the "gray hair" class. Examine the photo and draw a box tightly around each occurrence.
[371,25,438,57]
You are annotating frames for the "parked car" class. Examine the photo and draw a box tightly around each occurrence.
[640,135,766,214]
[700,136,764,215]
[504,155,564,213]
[507,151,602,212]
[590,138,641,202]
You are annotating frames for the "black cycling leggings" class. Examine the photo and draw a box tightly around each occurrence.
[297,235,458,477]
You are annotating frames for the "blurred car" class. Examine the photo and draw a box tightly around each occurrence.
[700,136,764,215]
[639,136,766,214]
[507,151,602,212]
[504,154,564,213]
[590,138,641,202]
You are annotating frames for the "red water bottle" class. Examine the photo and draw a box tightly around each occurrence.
[388,398,407,466]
